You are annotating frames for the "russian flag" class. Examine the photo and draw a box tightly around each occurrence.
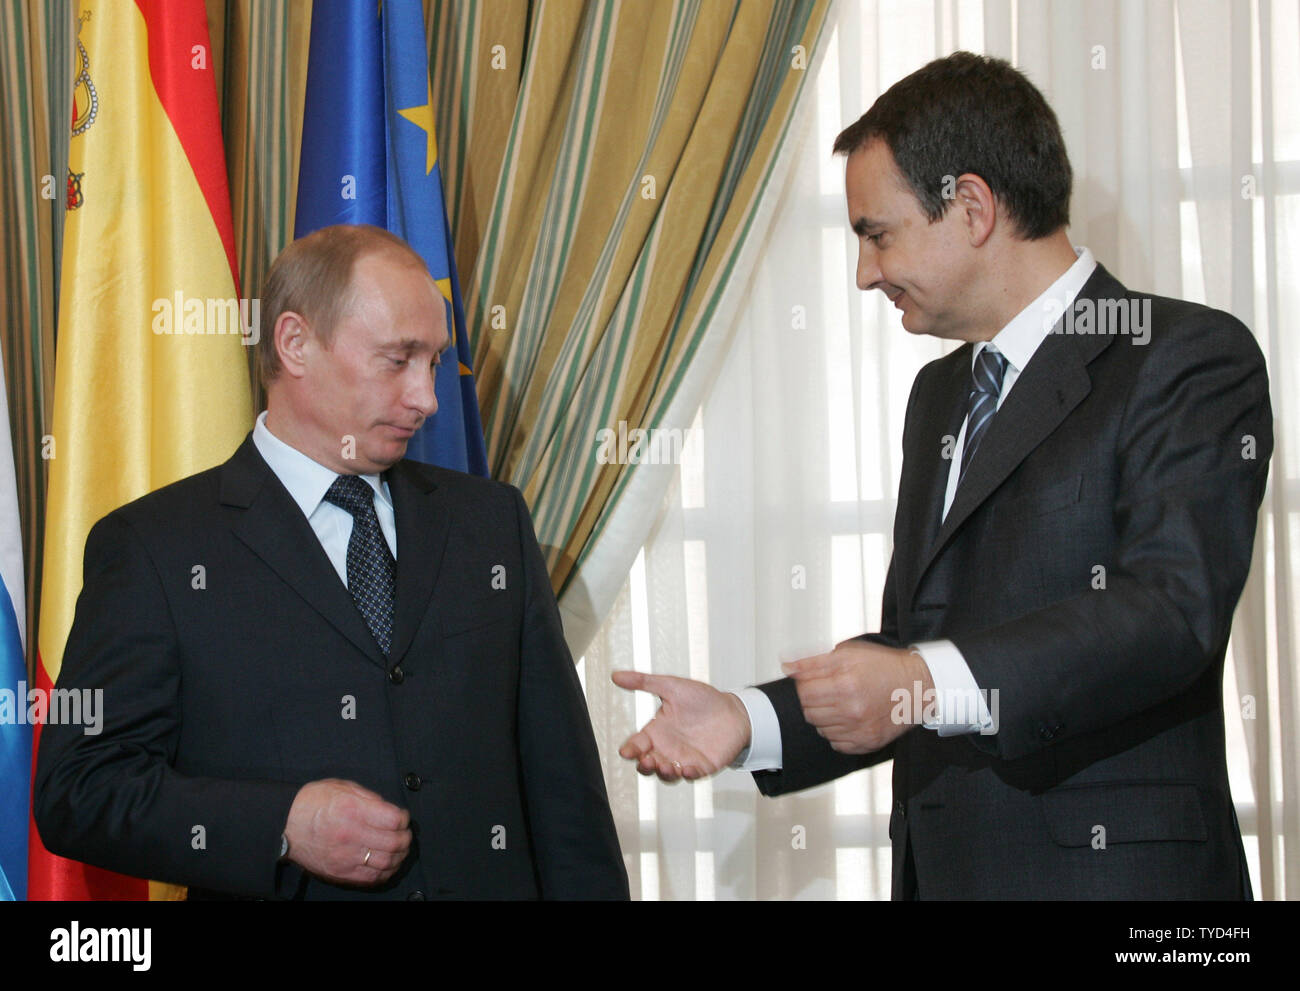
[0,353,28,901]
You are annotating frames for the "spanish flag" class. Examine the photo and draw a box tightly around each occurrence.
[28,0,252,900]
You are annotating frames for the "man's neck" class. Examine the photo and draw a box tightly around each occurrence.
[262,402,356,476]
[969,230,1080,342]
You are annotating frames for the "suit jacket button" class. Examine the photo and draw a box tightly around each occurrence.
[404,772,422,791]
[1038,724,1056,741]
[894,800,906,818]
[388,665,405,684]
[407,890,426,901]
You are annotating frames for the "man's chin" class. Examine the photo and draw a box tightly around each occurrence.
[377,447,408,470]
[899,311,929,335]
[899,309,957,340]
[357,443,407,474]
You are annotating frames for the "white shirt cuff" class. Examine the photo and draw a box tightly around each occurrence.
[910,640,996,736]
[729,687,783,771]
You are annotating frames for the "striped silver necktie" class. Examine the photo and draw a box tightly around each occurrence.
[958,345,1009,484]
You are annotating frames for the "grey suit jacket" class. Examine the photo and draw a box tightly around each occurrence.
[752,265,1271,899]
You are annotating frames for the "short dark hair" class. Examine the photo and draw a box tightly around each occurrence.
[257,224,428,387]
[833,51,1071,239]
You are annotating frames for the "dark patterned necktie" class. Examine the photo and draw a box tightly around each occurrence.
[324,474,395,655]
[958,345,1009,484]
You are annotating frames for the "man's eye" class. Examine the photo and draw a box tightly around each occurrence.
[868,233,884,244]
[391,357,408,367]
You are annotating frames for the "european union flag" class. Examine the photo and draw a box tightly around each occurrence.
[295,0,488,475]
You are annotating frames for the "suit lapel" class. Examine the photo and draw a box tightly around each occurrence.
[893,352,970,612]
[221,436,389,668]
[385,460,452,666]
[903,265,1127,609]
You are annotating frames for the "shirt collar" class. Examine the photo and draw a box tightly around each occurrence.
[252,410,391,518]
[977,245,1097,372]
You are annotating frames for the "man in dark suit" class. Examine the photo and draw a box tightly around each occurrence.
[613,52,1271,899]
[35,224,628,900]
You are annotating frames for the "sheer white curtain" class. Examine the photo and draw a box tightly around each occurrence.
[580,0,1299,900]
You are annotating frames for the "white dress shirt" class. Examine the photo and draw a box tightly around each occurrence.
[252,410,397,587]
[734,247,1098,770]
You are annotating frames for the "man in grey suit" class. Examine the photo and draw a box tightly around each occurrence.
[614,52,1271,899]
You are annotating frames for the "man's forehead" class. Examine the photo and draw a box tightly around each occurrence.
[845,141,915,219]
[338,255,449,351]
[346,253,441,309]
[847,139,903,184]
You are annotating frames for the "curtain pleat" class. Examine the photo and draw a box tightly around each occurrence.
[460,0,831,598]
[0,0,62,674]
[427,0,525,287]
[221,0,311,412]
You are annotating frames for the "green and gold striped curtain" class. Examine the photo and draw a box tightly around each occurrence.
[431,0,831,595]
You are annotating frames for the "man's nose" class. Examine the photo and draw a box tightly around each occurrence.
[410,365,438,418]
[856,244,882,291]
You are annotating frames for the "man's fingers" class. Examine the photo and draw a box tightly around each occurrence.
[354,846,402,877]
[793,676,845,710]
[781,652,836,679]
[611,669,676,699]
[653,755,683,783]
[356,825,411,861]
[611,669,645,691]
[810,722,865,744]
[353,795,410,832]
[815,723,855,741]
[317,779,409,832]
[801,701,849,727]
[619,729,654,760]
[318,827,411,886]
[638,752,670,778]
[627,736,706,780]
[341,826,412,879]
[631,746,683,782]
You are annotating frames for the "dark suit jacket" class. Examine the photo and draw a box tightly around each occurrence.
[34,436,629,900]
[752,264,1272,899]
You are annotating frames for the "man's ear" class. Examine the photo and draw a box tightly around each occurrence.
[274,312,311,379]
[953,172,997,247]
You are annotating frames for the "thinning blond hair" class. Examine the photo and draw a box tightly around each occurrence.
[257,224,429,386]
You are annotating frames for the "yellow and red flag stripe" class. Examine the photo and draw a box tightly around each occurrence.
[28,0,252,901]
